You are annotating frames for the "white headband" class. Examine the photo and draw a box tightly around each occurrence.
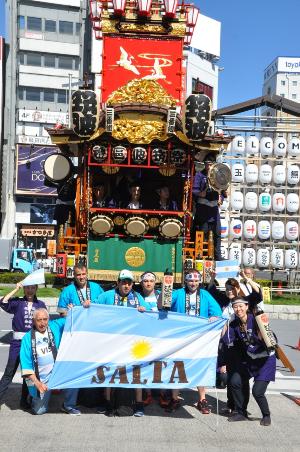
[185,272,201,282]
[141,272,156,282]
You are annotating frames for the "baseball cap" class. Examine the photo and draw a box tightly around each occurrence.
[118,269,134,281]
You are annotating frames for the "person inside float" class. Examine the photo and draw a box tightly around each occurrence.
[125,181,143,209]
[153,184,178,211]
[92,182,116,208]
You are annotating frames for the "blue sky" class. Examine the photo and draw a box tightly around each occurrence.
[0,1,299,108]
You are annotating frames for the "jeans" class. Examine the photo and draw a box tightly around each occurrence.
[0,356,28,405]
[32,388,79,415]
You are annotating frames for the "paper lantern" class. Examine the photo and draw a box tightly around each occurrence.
[72,90,99,137]
[274,136,287,157]
[273,165,286,185]
[286,193,299,213]
[246,135,259,156]
[245,192,258,211]
[151,148,167,165]
[272,193,285,212]
[229,246,242,263]
[112,145,127,163]
[232,163,244,182]
[232,135,245,155]
[245,164,258,183]
[220,218,229,238]
[259,192,271,211]
[163,0,178,18]
[137,0,152,16]
[271,249,284,268]
[220,245,228,260]
[132,147,147,164]
[288,137,300,157]
[184,94,211,140]
[287,165,300,185]
[112,0,126,15]
[229,247,242,263]
[285,249,298,268]
[231,191,243,210]
[272,221,285,240]
[91,145,108,163]
[230,219,243,238]
[243,247,256,267]
[259,164,272,184]
[170,148,186,165]
[244,220,256,239]
[286,221,299,241]
[260,136,273,157]
[258,220,271,240]
[257,248,270,268]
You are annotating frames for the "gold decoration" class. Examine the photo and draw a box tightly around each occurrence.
[169,23,187,36]
[101,19,118,33]
[112,119,168,144]
[101,166,120,174]
[114,215,125,226]
[148,217,160,228]
[119,23,166,33]
[107,79,176,107]
[125,247,146,267]
[159,165,176,176]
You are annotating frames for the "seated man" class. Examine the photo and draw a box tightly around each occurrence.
[92,183,116,208]
[57,263,104,316]
[96,269,150,417]
[20,308,80,415]
[169,269,222,414]
[125,182,143,209]
[153,185,178,211]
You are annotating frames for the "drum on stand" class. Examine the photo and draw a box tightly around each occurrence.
[159,218,182,238]
[90,215,114,235]
[124,217,149,237]
[44,154,72,184]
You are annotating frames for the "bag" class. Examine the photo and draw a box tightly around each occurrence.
[112,388,135,417]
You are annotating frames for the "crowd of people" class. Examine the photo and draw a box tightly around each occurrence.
[0,263,276,426]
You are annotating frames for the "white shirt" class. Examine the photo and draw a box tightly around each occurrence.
[35,331,55,383]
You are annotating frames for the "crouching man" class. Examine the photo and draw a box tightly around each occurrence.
[20,308,80,415]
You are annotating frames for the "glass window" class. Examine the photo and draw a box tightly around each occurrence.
[26,87,41,101]
[59,21,73,34]
[75,23,80,35]
[57,90,67,103]
[292,81,298,86]
[280,93,285,98]
[58,55,73,69]
[27,52,42,66]
[19,52,25,65]
[292,94,297,100]
[27,17,42,31]
[18,87,25,100]
[281,80,286,86]
[267,87,271,95]
[18,16,25,30]
[45,20,56,32]
[44,54,56,67]
[74,57,79,70]
[44,89,55,102]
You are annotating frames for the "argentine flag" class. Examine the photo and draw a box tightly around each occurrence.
[48,305,226,390]
[215,259,239,285]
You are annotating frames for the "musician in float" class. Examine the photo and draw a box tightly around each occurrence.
[57,263,104,316]
[92,182,116,208]
[166,269,222,414]
[126,181,143,209]
[192,153,228,260]
[219,298,275,426]
[153,185,178,211]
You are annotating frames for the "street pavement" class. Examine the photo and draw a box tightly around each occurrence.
[0,311,299,451]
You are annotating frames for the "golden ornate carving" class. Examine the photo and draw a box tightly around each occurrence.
[158,166,176,177]
[169,23,187,36]
[107,79,176,107]
[119,23,166,33]
[112,119,168,144]
[125,247,146,267]
[101,19,118,33]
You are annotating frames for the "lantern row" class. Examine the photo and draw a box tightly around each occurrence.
[222,246,299,270]
[229,191,300,213]
[220,218,299,241]
[230,135,300,158]
[231,163,300,184]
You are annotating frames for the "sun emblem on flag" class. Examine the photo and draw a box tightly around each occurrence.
[131,340,152,359]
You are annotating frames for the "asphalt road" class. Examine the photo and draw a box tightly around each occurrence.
[0,312,299,452]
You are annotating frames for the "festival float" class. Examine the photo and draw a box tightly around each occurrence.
[45,1,231,282]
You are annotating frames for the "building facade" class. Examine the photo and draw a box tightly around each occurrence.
[1,0,89,252]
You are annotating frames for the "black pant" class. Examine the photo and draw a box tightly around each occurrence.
[0,356,28,405]
[229,371,270,417]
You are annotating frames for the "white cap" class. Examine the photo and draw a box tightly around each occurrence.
[118,269,134,281]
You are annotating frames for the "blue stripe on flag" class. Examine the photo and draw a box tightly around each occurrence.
[215,271,239,279]
[215,259,239,269]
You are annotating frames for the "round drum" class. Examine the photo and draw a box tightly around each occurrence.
[124,217,149,237]
[159,218,182,238]
[43,154,71,184]
[90,215,113,235]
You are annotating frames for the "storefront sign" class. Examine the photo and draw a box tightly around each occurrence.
[17,135,52,145]
[20,225,55,237]
[18,109,68,124]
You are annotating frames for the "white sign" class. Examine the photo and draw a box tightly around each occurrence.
[17,135,52,145]
[18,109,68,124]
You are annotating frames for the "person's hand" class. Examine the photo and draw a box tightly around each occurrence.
[209,316,219,322]
[83,299,91,308]
[36,381,48,394]
[67,303,74,310]
[198,190,207,198]
[16,282,23,291]
[209,270,216,281]
[219,365,227,374]
[137,306,146,312]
